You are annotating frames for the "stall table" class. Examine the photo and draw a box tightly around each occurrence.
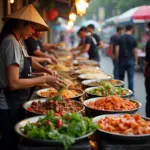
[18,138,92,150]
[21,90,149,150]
[97,138,150,150]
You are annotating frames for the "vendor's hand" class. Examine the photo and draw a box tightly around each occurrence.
[45,58,53,64]
[70,48,75,52]
[45,68,58,76]
[52,71,58,77]
[49,55,57,64]
[50,50,58,58]
[46,75,66,90]
[73,53,78,59]
[51,44,58,49]
[32,72,47,77]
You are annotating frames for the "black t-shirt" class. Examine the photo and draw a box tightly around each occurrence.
[117,34,137,60]
[85,36,99,61]
[110,34,120,54]
[79,38,85,46]
[145,39,150,62]
[92,33,101,46]
[24,37,44,56]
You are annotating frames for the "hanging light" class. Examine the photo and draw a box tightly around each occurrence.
[69,13,77,22]
[67,21,74,30]
[85,2,89,8]
[68,20,74,27]
[75,0,88,16]
[10,0,14,3]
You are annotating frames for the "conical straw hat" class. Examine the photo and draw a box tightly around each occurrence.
[4,4,49,31]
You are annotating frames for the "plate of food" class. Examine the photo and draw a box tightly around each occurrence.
[82,79,124,88]
[85,83,133,98]
[78,73,113,81]
[84,96,141,117]
[46,64,72,72]
[36,87,83,101]
[75,68,103,74]
[74,64,100,70]
[93,114,150,141]
[73,60,98,65]
[23,96,84,116]
[75,56,88,61]
[15,112,97,150]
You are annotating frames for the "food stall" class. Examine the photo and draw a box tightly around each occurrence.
[12,45,150,150]
[4,1,150,150]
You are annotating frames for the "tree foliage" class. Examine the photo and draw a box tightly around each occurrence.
[84,0,150,20]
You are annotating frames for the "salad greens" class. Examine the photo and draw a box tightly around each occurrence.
[89,83,129,96]
[21,111,97,150]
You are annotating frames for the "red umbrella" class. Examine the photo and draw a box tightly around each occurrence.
[132,5,150,20]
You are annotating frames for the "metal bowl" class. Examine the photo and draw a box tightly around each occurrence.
[15,116,95,145]
[75,67,102,75]
[73,60,98,66]
[78,74,113,81]
[36,88,84,101]
[93,114,150,141]
[85,86,133,99]
[82,79,124,89]
[23,98,85,116]
[84,97,142,117]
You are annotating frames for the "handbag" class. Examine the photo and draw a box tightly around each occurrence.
[144,63,150,78]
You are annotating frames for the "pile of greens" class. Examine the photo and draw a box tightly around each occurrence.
[89,83,128,96]
[21,111,97,150]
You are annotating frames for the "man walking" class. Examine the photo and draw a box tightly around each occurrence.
[115,25,138,92]
[110,27,122,79]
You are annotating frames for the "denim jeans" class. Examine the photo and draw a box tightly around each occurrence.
[119,59,134,92]
[113,59,119,79]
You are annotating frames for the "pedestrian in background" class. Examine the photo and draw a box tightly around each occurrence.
[109,26,122,79]
[115,25,138,92]
[144,36,150,117]
[70,34,75,47]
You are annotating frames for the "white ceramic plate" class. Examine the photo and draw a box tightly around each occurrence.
[84,97,142,113]
[78,73,113,80]
[82,79,124,87]
[93,114,150,140]
[85,86,133,98]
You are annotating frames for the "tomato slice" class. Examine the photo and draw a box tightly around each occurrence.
[27,107,33,112]
[45,120,51,125]
[54,112,61,116]
[57,119,62,128]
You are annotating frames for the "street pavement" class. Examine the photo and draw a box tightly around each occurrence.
[100,53,146,116]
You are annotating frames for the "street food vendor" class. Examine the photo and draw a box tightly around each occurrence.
[70,30,89,58]
[73,27,100,62]
[24,30,58,63]
[0,4,65,150]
